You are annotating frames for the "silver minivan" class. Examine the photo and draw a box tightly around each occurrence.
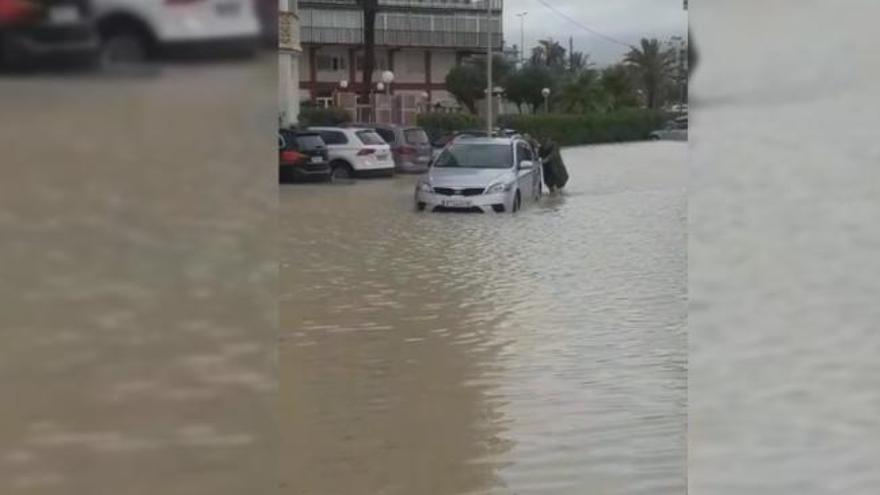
[366,124,434,173]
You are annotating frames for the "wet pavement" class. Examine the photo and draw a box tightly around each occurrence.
[281,142,687,494]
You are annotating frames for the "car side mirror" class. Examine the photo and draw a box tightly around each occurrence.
[519,160,535,170]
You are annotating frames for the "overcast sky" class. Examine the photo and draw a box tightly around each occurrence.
[502,0,688,66]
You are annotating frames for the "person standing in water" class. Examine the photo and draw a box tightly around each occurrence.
[539,137,569,194]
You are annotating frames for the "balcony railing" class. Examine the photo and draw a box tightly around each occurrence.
[279,11,302,51]
[300,0,503,11]
[301,26,502,49]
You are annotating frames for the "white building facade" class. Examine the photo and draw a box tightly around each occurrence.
[279,0,302,127]
[299,0,503,108]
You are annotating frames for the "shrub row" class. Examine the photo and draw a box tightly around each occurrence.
[298,107,352,127]
[497,110,670,146]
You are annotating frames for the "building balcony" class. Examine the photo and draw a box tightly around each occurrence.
[300,0,502,12]
[302,27,502,49]
[279,11,302,52]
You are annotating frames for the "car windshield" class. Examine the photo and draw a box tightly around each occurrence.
[356,130,385,145]
[404,128,429,145]
[434,144,512,169]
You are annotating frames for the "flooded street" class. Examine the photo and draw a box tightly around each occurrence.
[1,59,277,494]
[281,143,687,494]
[690,2,880,494]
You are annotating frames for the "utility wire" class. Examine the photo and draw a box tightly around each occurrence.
[535,0,636,49]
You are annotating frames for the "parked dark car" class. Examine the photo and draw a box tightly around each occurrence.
[254,0,276,47]
[279,129,331,183]
[346,123,433,173]
[0,0,99,69]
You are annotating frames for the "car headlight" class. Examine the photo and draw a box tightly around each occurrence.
[486,182,512,194]
[417,182,433,193]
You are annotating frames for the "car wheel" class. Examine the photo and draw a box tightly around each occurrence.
[101,31,148,67]
[512,191,522,213]
[330,161,354,182]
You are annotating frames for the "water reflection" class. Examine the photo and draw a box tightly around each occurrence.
[281,143,687,494]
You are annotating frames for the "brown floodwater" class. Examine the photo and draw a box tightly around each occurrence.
[281,143,687,494]
[1,58,277,494]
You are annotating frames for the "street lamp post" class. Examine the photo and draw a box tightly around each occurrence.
[381,70,394,96]
[486,0,493,135]
[420,91,430,113]
[373,82,385,123]
[516,11,527,64]
[542,87,551,113]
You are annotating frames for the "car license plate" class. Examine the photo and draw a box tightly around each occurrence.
[310,156,322,164]
[416,156,429,162]
[377,153,389,160]
[442,199,472,208]
[49,6,80,25]
[215,1,241,16]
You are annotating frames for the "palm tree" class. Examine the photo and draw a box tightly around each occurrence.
[559,70,603,113]
[568,51,592,74]
[357,0,379,99]
[623,38,675,109]
[530,39,566,69]
[600,64,639,111]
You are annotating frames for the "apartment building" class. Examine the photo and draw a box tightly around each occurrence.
[299,0,503,107]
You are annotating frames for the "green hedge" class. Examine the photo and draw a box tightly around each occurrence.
[416,112,481,143]
[497,110,670,146]
[299,107,352,127]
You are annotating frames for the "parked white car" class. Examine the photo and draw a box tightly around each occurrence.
[92,0,260,64]
[415,136,543,214]
[307,127,395,180]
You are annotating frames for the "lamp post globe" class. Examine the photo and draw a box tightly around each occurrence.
[376,82,385,92]
[339,80,348,90]
[381,70,395,84]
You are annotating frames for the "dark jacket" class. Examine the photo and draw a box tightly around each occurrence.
[539,142,569,189]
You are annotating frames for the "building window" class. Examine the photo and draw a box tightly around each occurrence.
[356,55,388,71]
[316,55,347,71]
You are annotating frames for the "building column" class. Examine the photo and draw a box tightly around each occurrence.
[279,51,300,126]
[348,47,358,91]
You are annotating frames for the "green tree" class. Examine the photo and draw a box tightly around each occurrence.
[600,64,640,111]
[504,63,555,114]
[558,69,606,113]
[623,38,675,109]
[445,63,485,114]
[445,55,513,115]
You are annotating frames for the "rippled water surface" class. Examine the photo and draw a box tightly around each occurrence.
[281,143,687,494]
[690,2,880,494]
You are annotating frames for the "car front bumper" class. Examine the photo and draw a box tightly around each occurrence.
[2,25,99,61]
[280,164,331,182]
[415,189,513,213]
